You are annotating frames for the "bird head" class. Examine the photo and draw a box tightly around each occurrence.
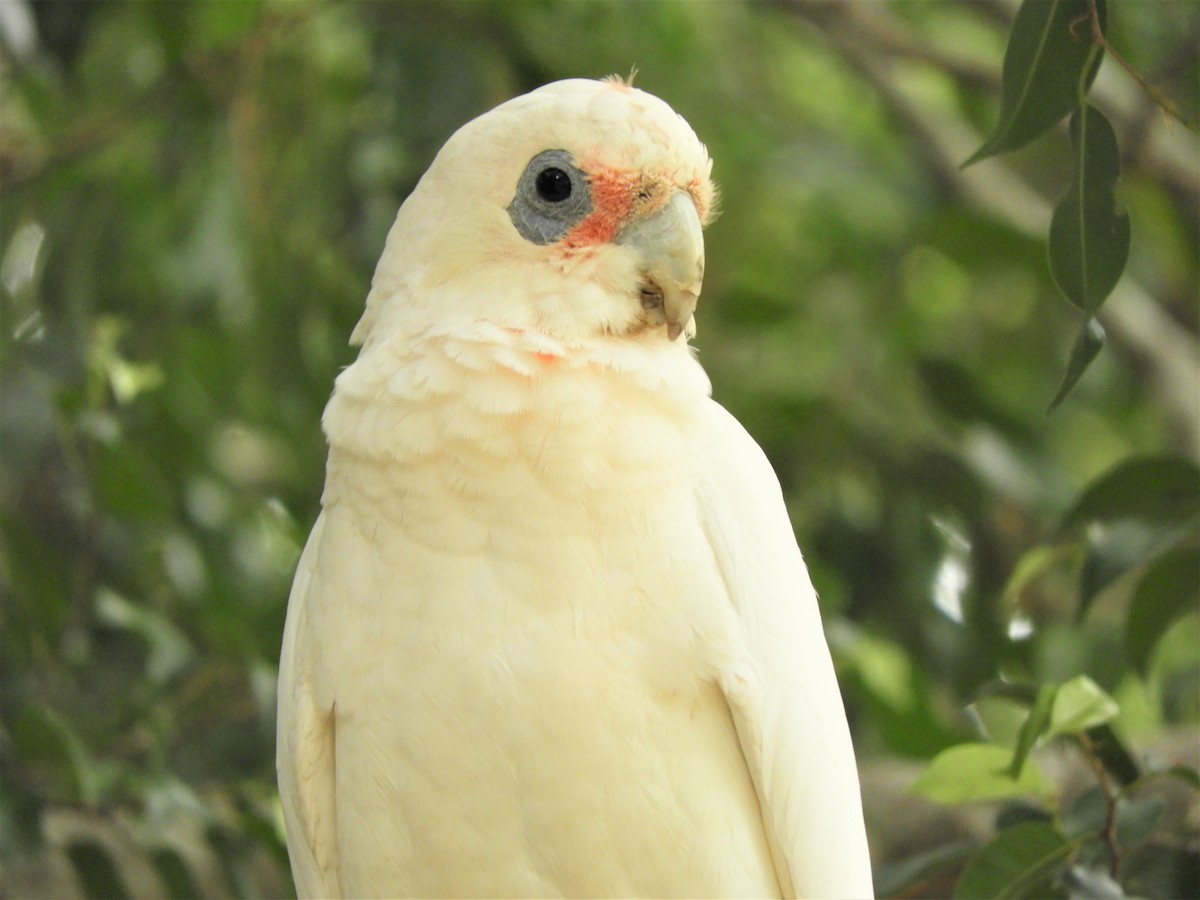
[352,78,717,348]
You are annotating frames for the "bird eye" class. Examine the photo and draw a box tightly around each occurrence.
[535,167,573,203]
[508,150,593,245]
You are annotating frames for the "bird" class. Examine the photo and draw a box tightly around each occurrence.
[276,76,874,899]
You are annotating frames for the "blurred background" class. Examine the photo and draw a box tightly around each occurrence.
[1,1,1196,897]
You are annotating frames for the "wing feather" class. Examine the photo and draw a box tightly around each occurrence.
[696,402,874,900]
[276,512,341,899]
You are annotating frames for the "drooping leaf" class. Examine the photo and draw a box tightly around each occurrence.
[910,743,1049,806]
[1060,456,1200,532]
[964,0,1106,166]
[1046,316,1104,412]
[1048,675,1119,736]
[1126,544,1200,673]
[1009,683,1057,778]
[953,821,1075,899]
[1048,106,1131,312]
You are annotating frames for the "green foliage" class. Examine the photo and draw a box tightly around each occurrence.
[964,0,1106,165]
[910,743,1051,806]
[954,821,1076,900]
[966,0,1138,409]
[1048,105,1131,314]
[1,1,1196,898]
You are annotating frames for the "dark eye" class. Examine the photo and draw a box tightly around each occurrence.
[535,167,573,203]
[508,149,593,245]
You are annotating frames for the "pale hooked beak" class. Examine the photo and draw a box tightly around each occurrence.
[616,191,704,341]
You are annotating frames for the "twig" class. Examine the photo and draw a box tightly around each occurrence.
[1078,730,1122,880]
[1085,0,1198,133]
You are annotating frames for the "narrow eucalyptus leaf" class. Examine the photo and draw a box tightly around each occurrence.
[1047,317,1104,412]
[964,0,1106,166]
[1048,106,1131,312]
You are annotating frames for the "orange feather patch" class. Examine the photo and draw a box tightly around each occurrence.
[564,166,671,248]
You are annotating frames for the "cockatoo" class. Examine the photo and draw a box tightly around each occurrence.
[277,77,873,899]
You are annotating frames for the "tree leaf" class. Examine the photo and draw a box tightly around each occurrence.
[1083,724,1140,786]
[953,821,1075,899]
[970,695,1034,749]
[1116,795,1165,845]
[1062,785,1109,839]
[1076,520,1180,623]
[874,840,977,900]
[910,743,1049,806]
[1048,106,1131,312]
[964,0,1106,166]
[1060,456,1200,532]
[1048,675,1118,736]
[1009,683,1058,778]
[1126,544,1200,673]
[1047,316,1104,412]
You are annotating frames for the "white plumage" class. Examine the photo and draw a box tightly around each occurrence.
[277,77,873,899]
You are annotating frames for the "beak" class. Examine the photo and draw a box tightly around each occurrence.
[616,191,704,340]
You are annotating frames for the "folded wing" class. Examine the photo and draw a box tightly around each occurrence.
[696,402,874,900]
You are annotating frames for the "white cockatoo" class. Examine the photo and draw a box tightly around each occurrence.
[277,77,873,899]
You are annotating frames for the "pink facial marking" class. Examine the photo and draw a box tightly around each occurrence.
[563,166,637,248]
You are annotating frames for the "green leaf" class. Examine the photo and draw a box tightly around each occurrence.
[1126,544,1200,673]
[1010,684,1058,777]
[965,0,1106,166]
[874,840,977,900]
[1062,785,1108,838]
[954,821,1075,899]
[1002,543,1078,605]
[1048,675,1118,736]
[1076,520,1179,623]
[970,695,1034,749]
[1116,795,1165,845]
[910,743,1049,806]
[1046,316,1104,412]
[1133,765,1200,792]
[1084,724,1141,786]
[1048,106,1131,312]
[1060,456,1200,532]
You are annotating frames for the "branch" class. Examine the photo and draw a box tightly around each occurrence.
[1085,0,1198,134]
[1078,731,1121,879]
